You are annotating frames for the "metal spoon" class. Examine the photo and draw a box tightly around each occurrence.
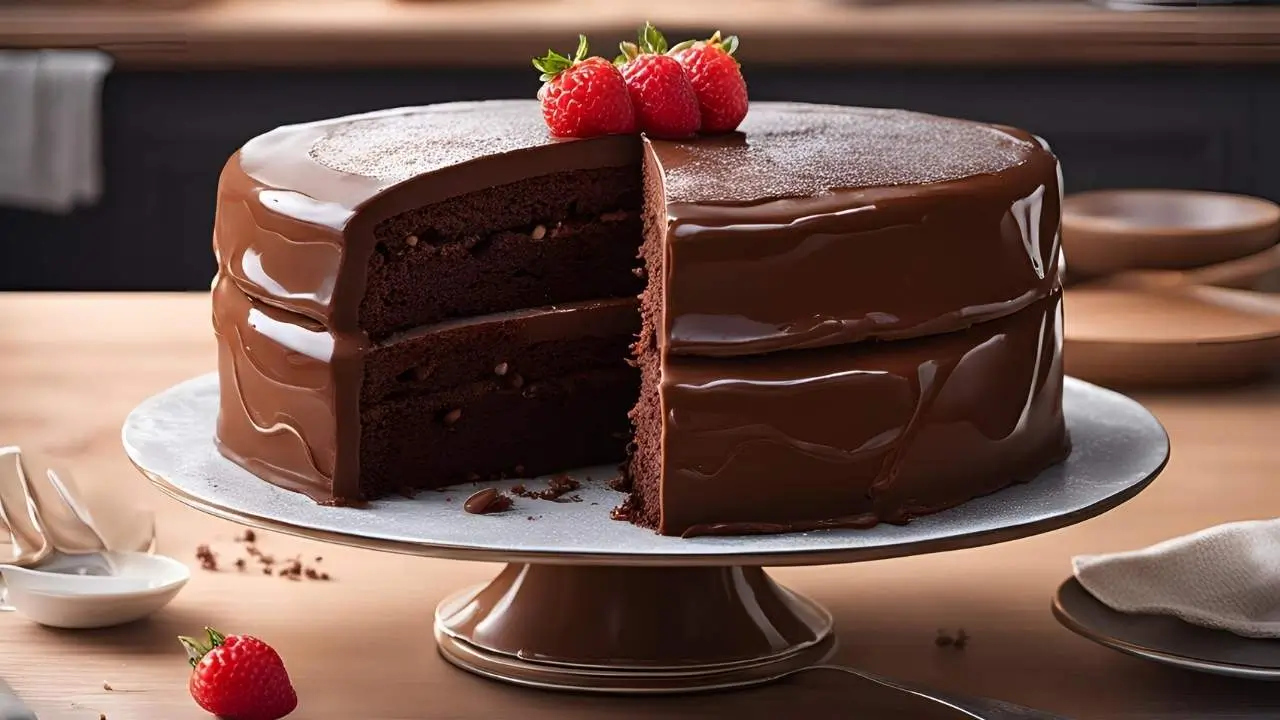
[786,665,1071,720]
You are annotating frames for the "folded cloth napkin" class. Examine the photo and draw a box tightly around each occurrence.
[0,49,112,213]
[1073,519,1280,639]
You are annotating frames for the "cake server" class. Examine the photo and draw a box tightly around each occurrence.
[0,676,38,720]
[795,666,1071,720]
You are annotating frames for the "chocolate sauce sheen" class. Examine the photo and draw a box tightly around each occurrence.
[647,103,1063,356]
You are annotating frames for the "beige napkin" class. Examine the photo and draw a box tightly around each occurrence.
[1073,519,1280,639]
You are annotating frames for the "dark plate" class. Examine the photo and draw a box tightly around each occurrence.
[1052,577,1280,680]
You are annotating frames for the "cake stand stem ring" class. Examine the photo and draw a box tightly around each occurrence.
[432,563,837,693]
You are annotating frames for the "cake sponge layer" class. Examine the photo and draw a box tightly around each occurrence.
[213,274,639,500]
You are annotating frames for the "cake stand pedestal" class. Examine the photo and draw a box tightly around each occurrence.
[122,374,1169,695]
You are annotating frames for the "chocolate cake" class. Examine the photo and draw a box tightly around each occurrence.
[212,100,1069,536]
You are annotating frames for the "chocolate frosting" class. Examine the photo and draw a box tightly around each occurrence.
[216,100,1059,353]
[647,104,1062,356]
[661,292,1068,537]
[211,99,1069,536]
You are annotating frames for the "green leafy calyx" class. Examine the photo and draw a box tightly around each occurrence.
[617,22,668,64]
[670,30,740,62]
[532,34,590,83]
[178,627,228,668]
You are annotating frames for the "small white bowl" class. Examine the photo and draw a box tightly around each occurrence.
[1,551,189,629]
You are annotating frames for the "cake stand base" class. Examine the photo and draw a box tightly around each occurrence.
[433,563,835,693]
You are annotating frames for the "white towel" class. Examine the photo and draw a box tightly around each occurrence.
[0,49,112,213]
[1073,519,1280,639]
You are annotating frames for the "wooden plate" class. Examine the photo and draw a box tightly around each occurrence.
[1064,285,1280,388]
[1063,190,1280,278]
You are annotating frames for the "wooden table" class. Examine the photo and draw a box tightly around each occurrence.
[2,0,1280,68]
[0,293,1278,719]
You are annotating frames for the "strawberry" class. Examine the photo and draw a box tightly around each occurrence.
[670,30,749,134]
[179,627,298,720]
[533,35,636,138]
[616,23,702,139]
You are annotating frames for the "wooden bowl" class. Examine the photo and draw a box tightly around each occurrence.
[1062,189,1280,278]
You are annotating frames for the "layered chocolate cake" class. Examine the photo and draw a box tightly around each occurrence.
[212,100,1069,537]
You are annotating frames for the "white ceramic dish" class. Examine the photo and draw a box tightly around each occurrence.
[0,551,189,629]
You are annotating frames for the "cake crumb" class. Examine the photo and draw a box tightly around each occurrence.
[464,488,513,514]
[441,408,462,426]
[103,681,112,691]
[610,497,635,521]
[405,234,419,247]
[935,628,969,649]
[507,373,524,389]
[195,545,218,571]
[607,475,629,492]
[234,558,247,571]
[493,361,509,376]
[530,224,547,240]
[510,475,580,502]
[631,266,647,279]
[234,529,257,543]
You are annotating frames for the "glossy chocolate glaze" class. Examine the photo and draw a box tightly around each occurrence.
[211,99,1069,536]
[214,102,638,331]
[662,292,1068,537]
[647,104,1062,356]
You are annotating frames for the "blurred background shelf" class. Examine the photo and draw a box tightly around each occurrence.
[2,0,1280,290]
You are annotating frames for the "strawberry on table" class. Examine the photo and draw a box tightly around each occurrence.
[533,34,636,138]
[670,30,750,134]
[179,627,298,720]
[616,23,702,139]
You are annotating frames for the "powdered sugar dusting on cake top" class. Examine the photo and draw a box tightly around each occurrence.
[308,102,556,183]
[655,104,1037,204]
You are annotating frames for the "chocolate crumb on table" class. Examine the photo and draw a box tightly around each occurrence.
[234,558,247,571]
[195,544,218,571]
[935,628,969,649]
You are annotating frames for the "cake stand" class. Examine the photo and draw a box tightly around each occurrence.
[122,374,1169,695]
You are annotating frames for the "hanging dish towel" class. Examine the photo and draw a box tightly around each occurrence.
[1073,518,1280,639]
[0,49,112,213]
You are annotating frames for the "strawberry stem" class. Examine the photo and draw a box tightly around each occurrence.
[178,627,228,668]
[637,22,668,55]
[532,34,590,83]
[670,30,740,58]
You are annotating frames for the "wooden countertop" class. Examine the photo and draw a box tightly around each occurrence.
[1,292,1279,719]
[2,0,1280,69]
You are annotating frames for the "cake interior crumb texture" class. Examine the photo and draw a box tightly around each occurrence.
[356,165,643,492]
